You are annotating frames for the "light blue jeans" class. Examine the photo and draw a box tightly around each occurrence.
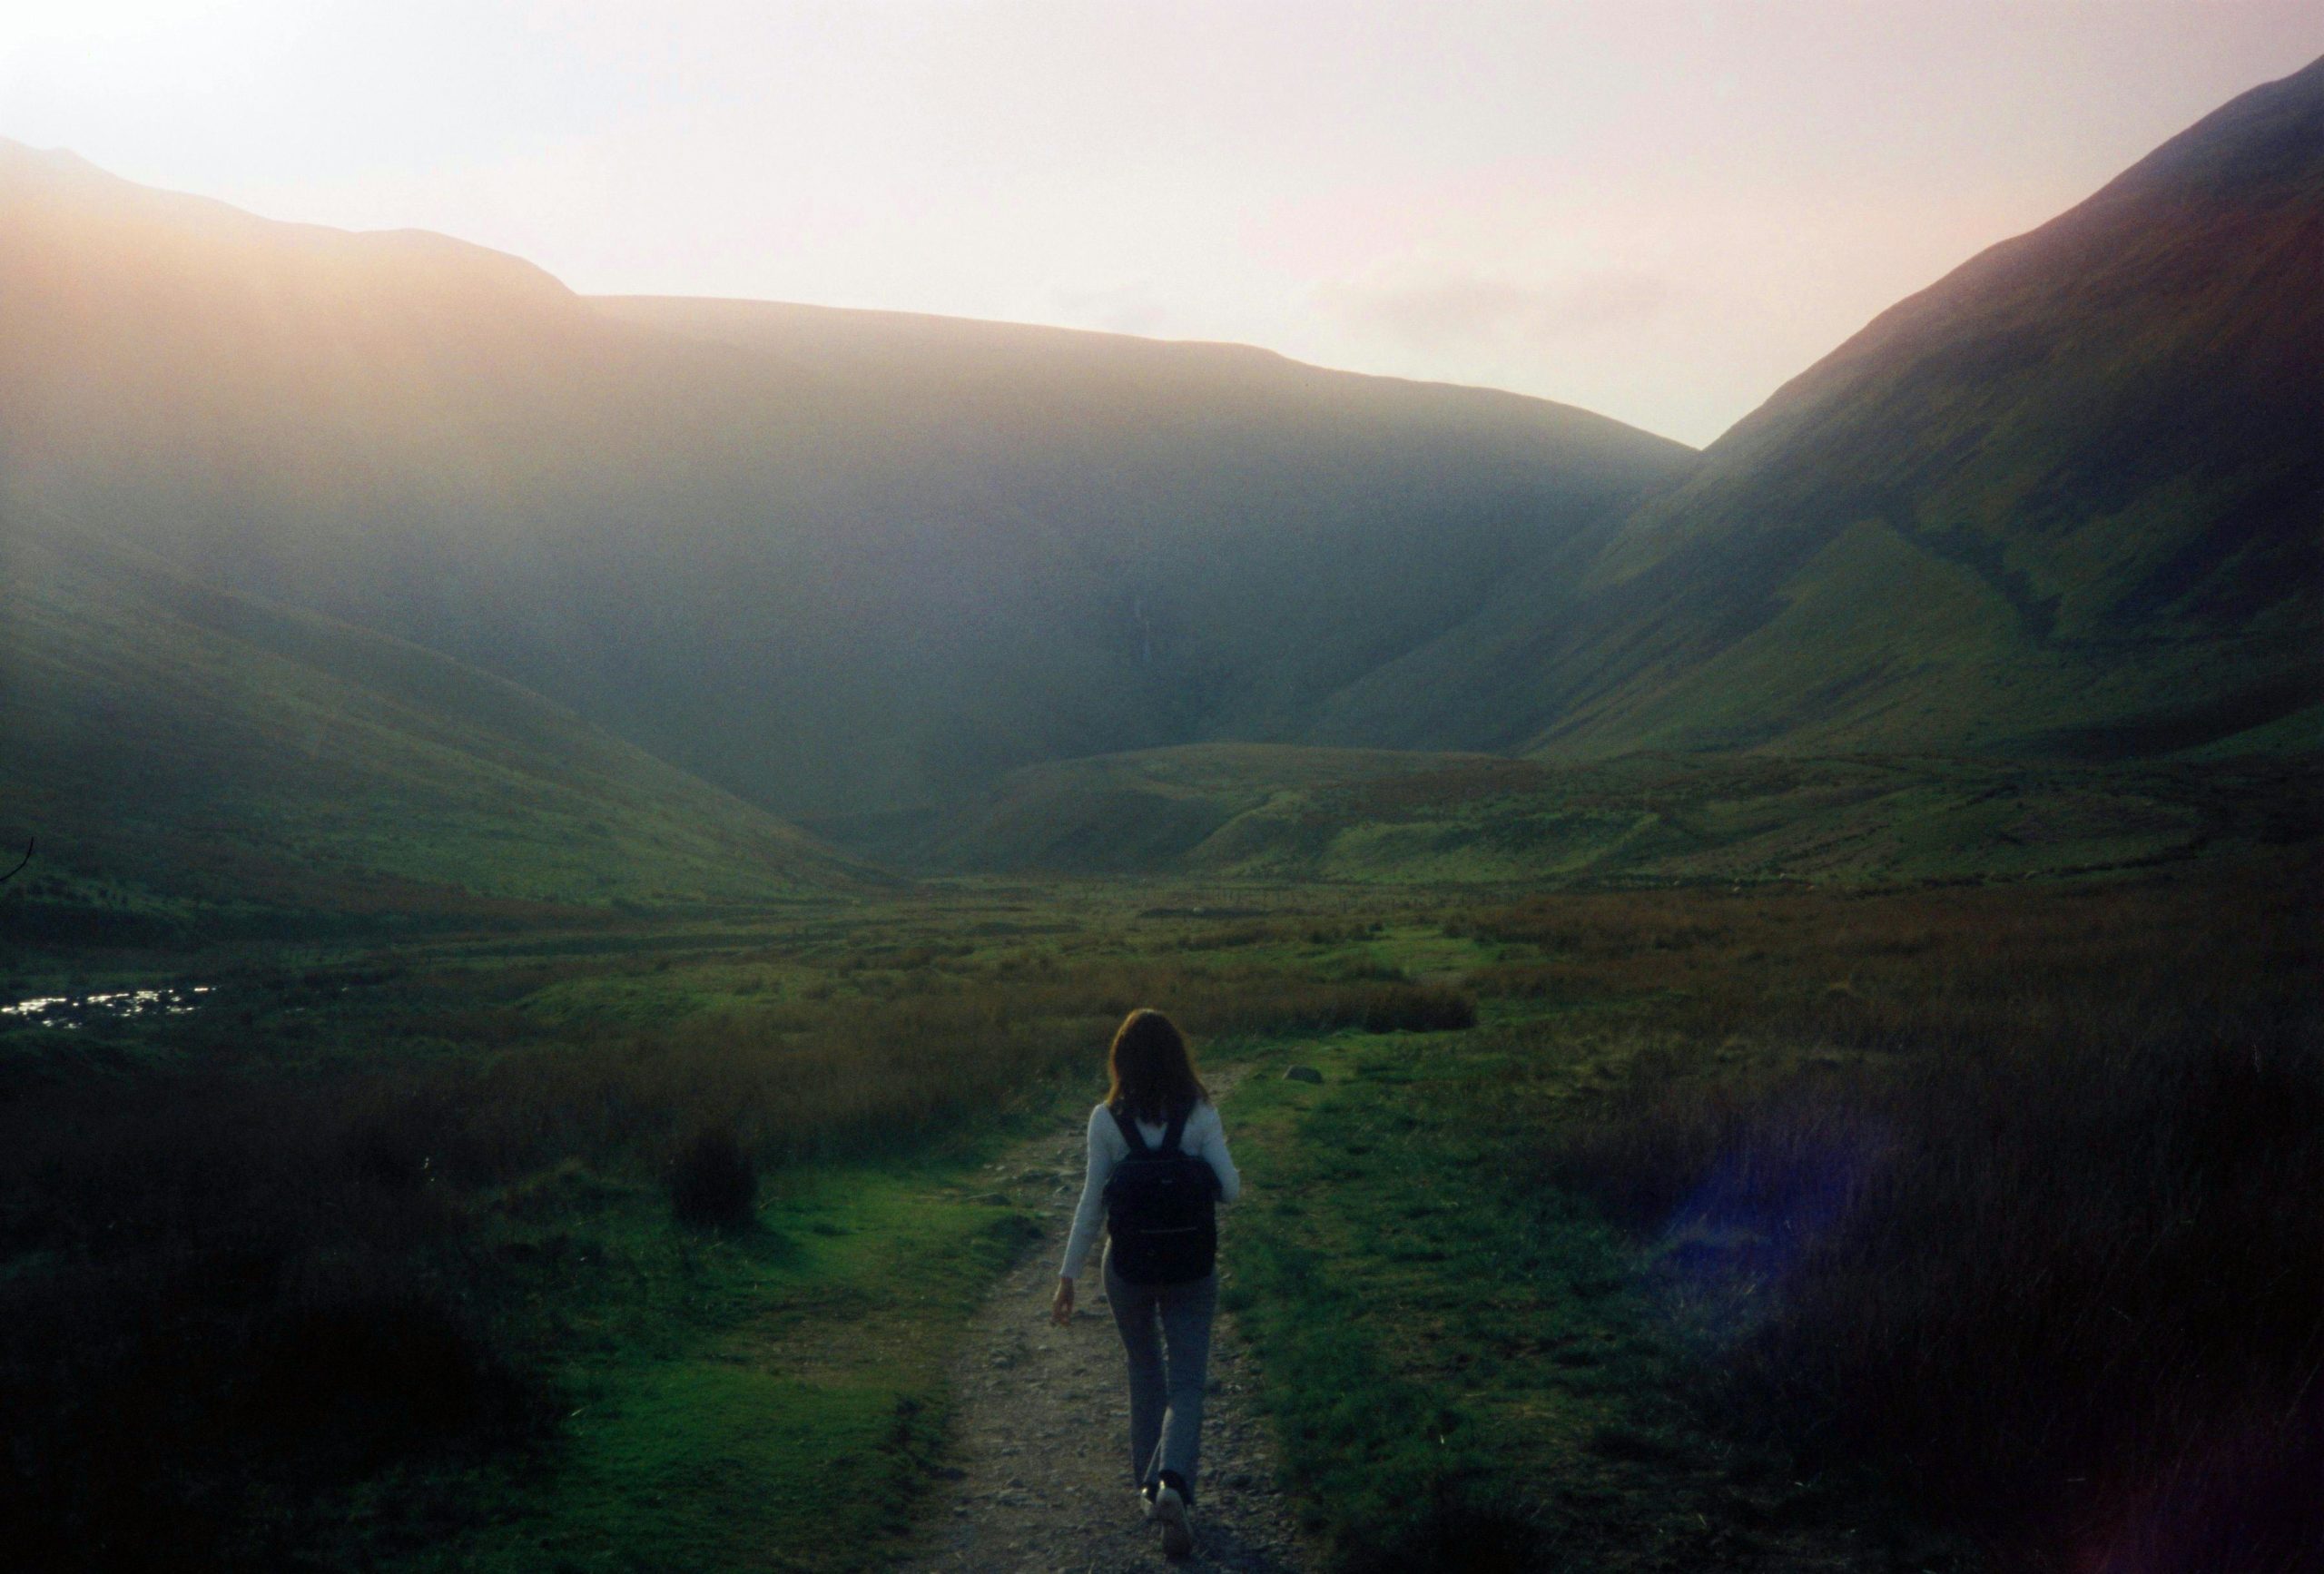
[1103,1248,1217,1503]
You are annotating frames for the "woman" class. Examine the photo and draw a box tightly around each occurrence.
[1051,1008,1241,1559]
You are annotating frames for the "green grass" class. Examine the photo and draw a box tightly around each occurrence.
[384,1169,1036,1574]
[1220,1023,1945,1572]
[1192,861,2318,1572]
[0,882,1494,1570]
[839,742,2322,888]
[6,859,2315,1573]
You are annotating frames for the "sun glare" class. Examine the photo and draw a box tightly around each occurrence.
[2,0,311,115]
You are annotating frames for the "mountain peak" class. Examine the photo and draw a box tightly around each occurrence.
[2101,52,2324,203]
[0,138,110,182]
[0,141,575,309]
[1311,64,2322,766]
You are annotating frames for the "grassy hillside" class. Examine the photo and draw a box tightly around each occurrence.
[832,741,2322,885]
[0,528,854,934]
[0,142,1689,818]
[1310,56,2324,763]
[813,742,1502,874]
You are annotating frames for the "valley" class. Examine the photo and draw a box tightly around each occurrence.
[1,47,2318,1574]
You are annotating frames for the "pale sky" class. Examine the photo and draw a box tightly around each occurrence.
[5,2,2318,445]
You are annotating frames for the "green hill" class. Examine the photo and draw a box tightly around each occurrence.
[810,742,1503,874]
[841,742,2321,886]
[1308,56,2324,763]
[0,143,1689,820]
[0,527,855,935]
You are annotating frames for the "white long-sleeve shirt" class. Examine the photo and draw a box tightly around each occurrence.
[1059,1099,1241,1281]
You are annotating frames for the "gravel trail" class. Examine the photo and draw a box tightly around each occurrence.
[900,1076,1311,1573]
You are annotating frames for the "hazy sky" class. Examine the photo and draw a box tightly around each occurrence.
[5,3,2318,445]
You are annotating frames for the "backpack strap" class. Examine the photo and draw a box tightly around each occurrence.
[1108,1105,1150,1155]
[1109,1104,1193,1155]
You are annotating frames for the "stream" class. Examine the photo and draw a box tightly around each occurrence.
[0,985,215,1030]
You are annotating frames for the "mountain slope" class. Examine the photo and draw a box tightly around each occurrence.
[0,525,855,928]
[1311,56,2324,762]
[0,143,1690,817]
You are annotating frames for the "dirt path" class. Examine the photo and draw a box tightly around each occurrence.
[901,1075,1310,1573]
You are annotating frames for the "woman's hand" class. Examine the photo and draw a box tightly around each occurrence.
[1050,1276,1076,1325]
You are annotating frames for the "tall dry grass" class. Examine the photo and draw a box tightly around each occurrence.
[1525,861,2323,1572]
[0,951,1466,1569]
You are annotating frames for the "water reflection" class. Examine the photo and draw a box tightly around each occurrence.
[0,985,214,1029]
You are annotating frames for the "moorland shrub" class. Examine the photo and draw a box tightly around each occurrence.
[0,950,1464,1564]
[1535,861,2324,1571]
[0,1080,538,1572]
[667,1124,757,1227]
[1177,978,1475,1038]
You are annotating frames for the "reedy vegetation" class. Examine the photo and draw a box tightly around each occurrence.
[0,859,2315,1572]
[1508,861,2323,1571]
[0,920,1467,1570]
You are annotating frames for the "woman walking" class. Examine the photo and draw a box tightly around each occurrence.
[1052,1008,1241,1559]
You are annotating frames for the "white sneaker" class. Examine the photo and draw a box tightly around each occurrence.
[1152,1482,1193,1559]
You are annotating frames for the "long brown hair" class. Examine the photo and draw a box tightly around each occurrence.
[1106,1008,1208,1124]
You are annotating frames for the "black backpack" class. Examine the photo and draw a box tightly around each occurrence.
[1104,1104,1218,1284]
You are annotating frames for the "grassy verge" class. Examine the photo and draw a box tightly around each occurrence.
[375,1165,1039,1574]
[1212,860,2319,1572]
[1528,863,2324,1572]
[1221,1024,1951,1572]
[0,886,1473,1571]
